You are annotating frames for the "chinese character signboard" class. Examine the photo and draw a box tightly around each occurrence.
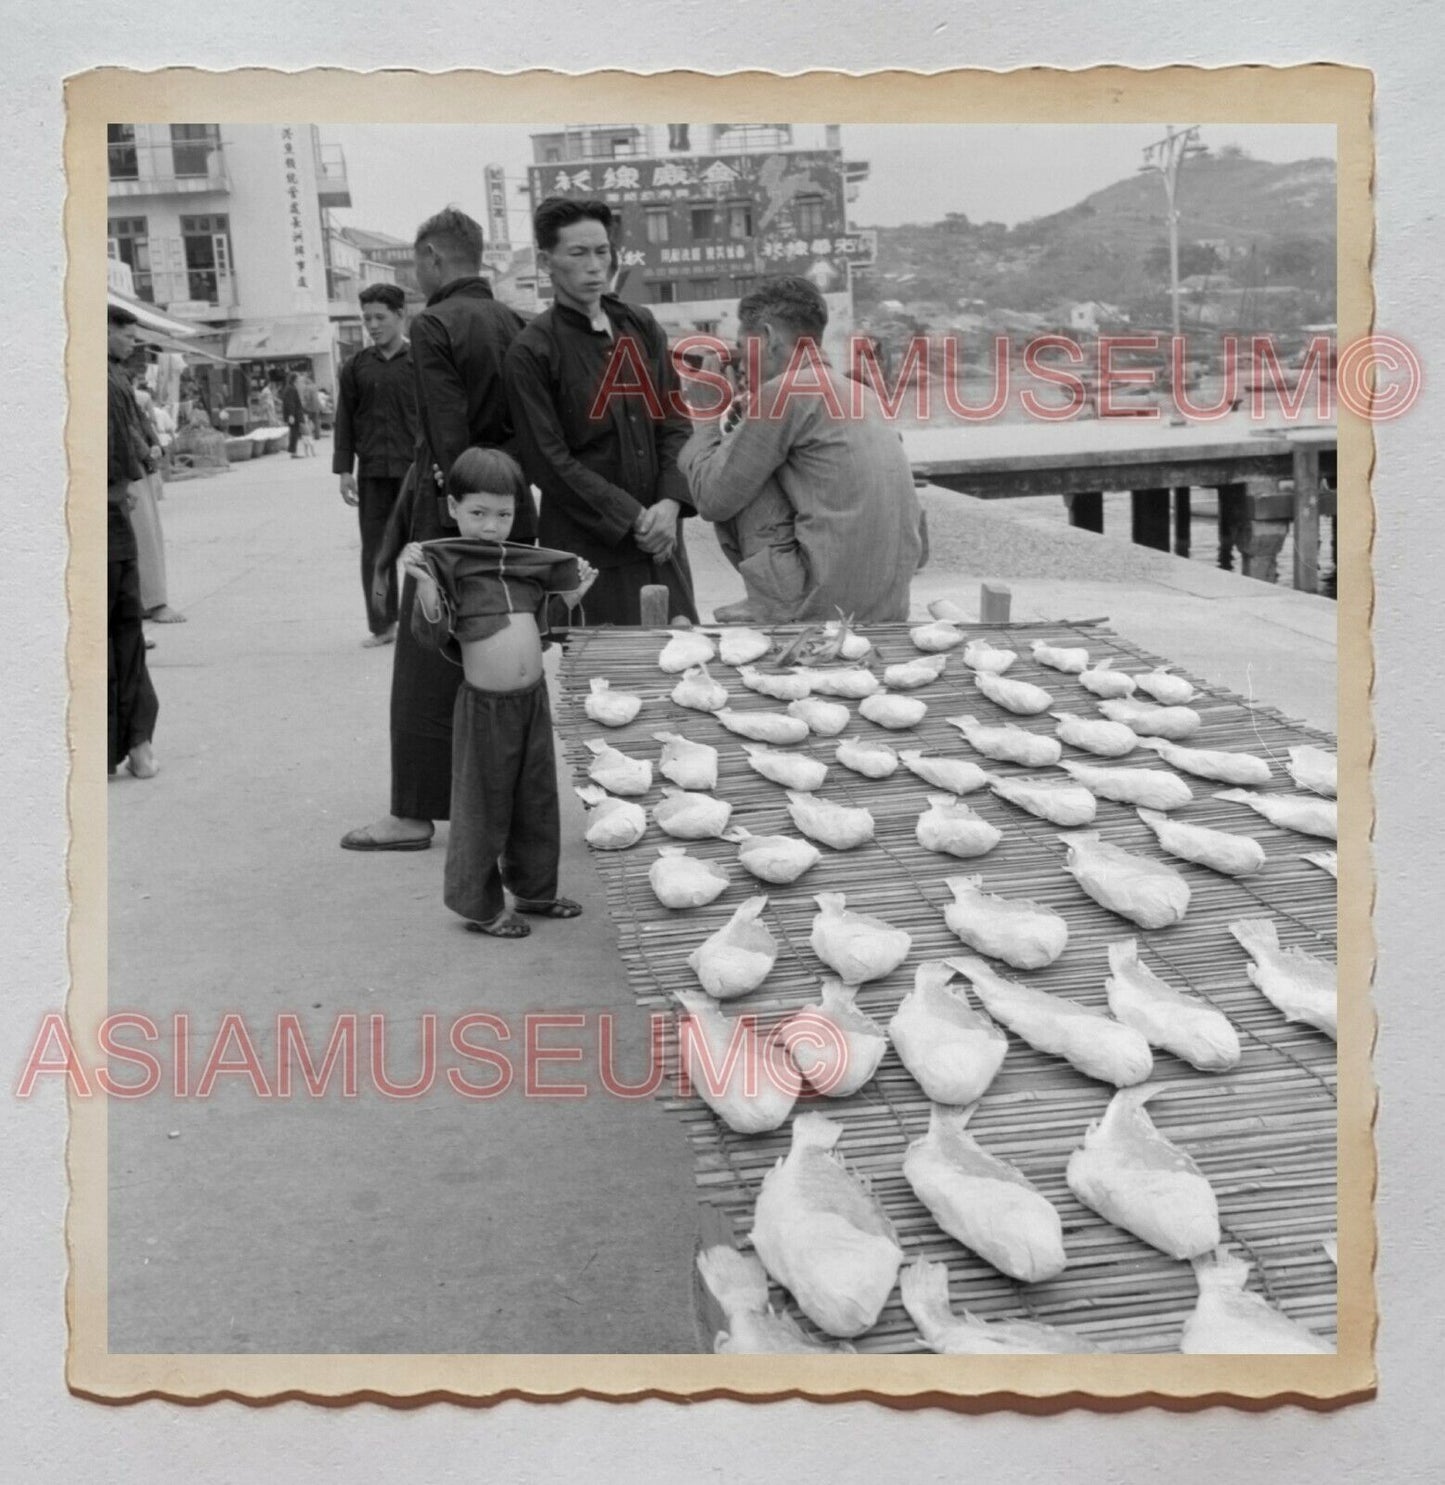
[527,150,856,298]
[280,126,312,293]
[484,163,511,251]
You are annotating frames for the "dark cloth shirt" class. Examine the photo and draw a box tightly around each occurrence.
[410,277,530,544]
[282,383,304,424]
[504,296,693,569]
[107,357,148,496]
[411,539,581,659]
[333,341,418,478]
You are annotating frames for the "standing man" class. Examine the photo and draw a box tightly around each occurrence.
[505,197,698,625]
[679,275,924,623]
[282,371,305,458]
[341,206,528,852]
[334,282,417,648]
[106,304,159,779]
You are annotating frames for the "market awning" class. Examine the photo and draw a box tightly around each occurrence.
[107,289,199,341]
[226,321,333,361]
[144,331,236,366]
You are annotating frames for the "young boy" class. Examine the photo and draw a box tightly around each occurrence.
[402,447,596,939]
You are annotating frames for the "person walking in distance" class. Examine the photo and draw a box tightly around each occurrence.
[340,206,530,852]
[106,305,160,779]
[505,196,698,625]
[334,283,417,647]
[283,371,305,458]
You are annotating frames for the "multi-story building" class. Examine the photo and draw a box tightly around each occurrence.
[106,123,359,399]
[525,124,873,361]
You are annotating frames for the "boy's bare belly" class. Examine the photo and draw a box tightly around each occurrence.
[458,613,544,690]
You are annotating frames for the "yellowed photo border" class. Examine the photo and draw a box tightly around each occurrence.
[67,63,1375,1407]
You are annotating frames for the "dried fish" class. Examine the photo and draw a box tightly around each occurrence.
[888,961,1007,1106]
[721,825,821,885]
[834,736,901,779]
[951,956,1154,1088]
[742,742,829,792]
[1097,698,1201,740]
[810,891,912,984]
[916,794,1002,858]
[583,677,642,727]
[658,628,717,673]
[858,692,928,730]
[1105,938,1241,1072]
[786,696,852,737]
[942,874,1068,969]
[946,714,1062,768]
[1066,1085,1221,1259]
[903,1106,1067,1284]
[687,895,778,1000]
[648,845,730,909]
[749,1113,903,1338]
[575,784,647,851]
[1058,830,1190,928]
[1137,807,1266,877]
[653,731,719,791]
[1215,788,1337,841]
[974,670,1053,716]
[786,790,875,850]
[652,787,732,840]
[1136,736,1272,785]
[584,738,653,796]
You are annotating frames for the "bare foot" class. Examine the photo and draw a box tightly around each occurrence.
[361,626,396,648]
[127,742,159,779]
[147,605,187,624]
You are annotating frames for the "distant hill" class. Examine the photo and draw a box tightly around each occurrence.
[856,151,1336,338]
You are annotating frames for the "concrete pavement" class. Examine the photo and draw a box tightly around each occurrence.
[107,438,1335,1356]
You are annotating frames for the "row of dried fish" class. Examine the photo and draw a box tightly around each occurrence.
[697,1100,1331,1352]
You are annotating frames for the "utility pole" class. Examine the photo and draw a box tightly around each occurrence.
[1140,125,1206,414]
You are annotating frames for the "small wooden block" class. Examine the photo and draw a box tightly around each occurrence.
[639,584,670,627]
[980,582,1012,624]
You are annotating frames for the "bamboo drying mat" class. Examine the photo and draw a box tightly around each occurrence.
[555,618,1338,1354]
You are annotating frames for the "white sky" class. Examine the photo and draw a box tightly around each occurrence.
[327,123,1336,241]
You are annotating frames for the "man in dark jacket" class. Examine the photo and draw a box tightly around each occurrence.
[282,372,305,457]
[341,207,529,852]
[504,196,698,626]
[106,304,159,778]
[334,282,417,646]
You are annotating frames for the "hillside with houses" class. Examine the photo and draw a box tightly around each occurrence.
[855,149,1336,358]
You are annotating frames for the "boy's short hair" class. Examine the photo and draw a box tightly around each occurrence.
[738,275,829,339]
[415,206,485,266]
[533,195,613,252]
[447,447,528,502]
[359,282,406,314]
[108,303,138,327]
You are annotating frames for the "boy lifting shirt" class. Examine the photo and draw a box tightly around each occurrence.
[402,448,596,939]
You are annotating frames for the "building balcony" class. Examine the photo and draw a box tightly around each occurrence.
[315,142,351,207]
[107,139,231,198]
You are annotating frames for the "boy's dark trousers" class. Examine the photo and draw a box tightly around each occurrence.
[445,676,560,924]
[108,497,159,771]
[357,475,401,633]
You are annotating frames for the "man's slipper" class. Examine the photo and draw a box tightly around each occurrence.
[361,631,396,648]
[513,897,584,919]
[339,827,431,852]
[148,608,188,624]
[466,913,530,938]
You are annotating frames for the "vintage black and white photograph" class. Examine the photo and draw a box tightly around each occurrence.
[77,67,1372,1399]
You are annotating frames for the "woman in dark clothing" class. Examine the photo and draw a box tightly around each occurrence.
[282,371,304,457]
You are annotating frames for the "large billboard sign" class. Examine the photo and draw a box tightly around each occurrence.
[527,150,868,297]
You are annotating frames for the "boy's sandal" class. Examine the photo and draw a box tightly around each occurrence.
[466,913,531,939]
[513,897,584,919]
